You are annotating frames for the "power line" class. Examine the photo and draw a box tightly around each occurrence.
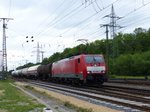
[35,0,120,37]
[60,11,99,36]
[35,1,83,36]
[85,31,105,41]
[115,1,150,33]
[119,0,150,21]
[75,4,118,37]
[8,0,12,17]
[59,0,121,37]
[92,1,99,13]
[99,0,104,9]
[17,0,121,43]
[80,28,100,37]
[32,0,67,33]
[73,8,110,36]
[95,0,102,11]
[8,28,26,37]
[127,16,150,27]
[116,16,150,33]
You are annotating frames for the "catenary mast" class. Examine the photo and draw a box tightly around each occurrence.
[0,18,13,72]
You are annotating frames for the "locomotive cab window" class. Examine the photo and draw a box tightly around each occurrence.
[85,56,104,63]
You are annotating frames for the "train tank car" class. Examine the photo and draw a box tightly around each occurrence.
[37,63,52,80]
[52,54,107,84]
[21,68,28,78]
[26,65,40,79]
[11,70,19,77]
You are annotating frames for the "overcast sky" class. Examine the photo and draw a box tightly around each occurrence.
[0,0,150,70]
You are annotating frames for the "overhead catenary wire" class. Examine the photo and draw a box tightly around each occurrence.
[95,0,102,11]
[6,0,150,70]
[74,8,114,38]
[92,1,99,13]
[35,1,98,36]
[115,0,150,33]
[88,32,106,41]
[33,0,78,34]
[34,1,84,36]
[32,0,67,34]
[9,0,148,40]
[99,0,104,9]
[97,0,150,38]
[73,8,110,36]
[117,16,150,33]
[126,16,150,27]
[118,0,150,21]
[101,0,150,31]
[35,0,121,37]
[8,0,12,17]
[59,0,121,37]
[9,1,150,46]
[79,28,101,37]
[7,28,26,37]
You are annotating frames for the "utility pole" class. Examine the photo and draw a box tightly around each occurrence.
[0,18,13,72]
[101,24,109,76]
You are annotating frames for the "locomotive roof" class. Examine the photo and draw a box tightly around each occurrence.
[53,54,103,63]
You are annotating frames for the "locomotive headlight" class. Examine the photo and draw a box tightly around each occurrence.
[87,71,91,74]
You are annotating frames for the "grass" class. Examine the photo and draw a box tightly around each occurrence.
[110,75,150,79]
[0,80,44,112]
[24,85,53,99]
[24,85,34,90]
[64,101,93,112]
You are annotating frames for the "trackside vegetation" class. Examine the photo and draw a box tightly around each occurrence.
[64,101,93,112]
[109,51,150,77]
[16,27,150,78]
[0,80,44,112]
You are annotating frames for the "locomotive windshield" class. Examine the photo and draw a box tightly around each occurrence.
[85,56,104,63]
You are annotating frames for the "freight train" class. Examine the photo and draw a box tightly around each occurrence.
[12,54,107,84]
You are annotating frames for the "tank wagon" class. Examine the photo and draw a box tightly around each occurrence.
[12,54,107,84]
[37,63,52,80]
[11,70,18,77]
[11,65,40,79]
[26,65,40,79]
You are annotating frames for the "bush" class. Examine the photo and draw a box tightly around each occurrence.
[110,51,150,76]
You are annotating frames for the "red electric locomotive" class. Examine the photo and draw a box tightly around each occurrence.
[52,54,107,84]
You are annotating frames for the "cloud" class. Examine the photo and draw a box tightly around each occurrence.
[0,0,150,70]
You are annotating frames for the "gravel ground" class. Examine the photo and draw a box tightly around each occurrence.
[13,83,76,112]
[25,88,77,112]
[15,82,120,112]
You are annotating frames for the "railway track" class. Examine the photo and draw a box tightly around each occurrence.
[108,79,150,85]
[23,80,150,111]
